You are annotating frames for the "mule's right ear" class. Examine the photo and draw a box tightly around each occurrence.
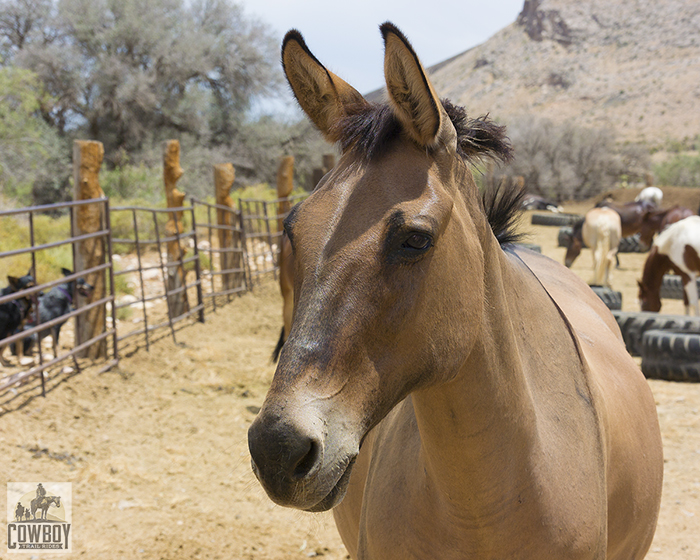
[282,30,368,142]
[7,276,19,289]
[61,268,72,276]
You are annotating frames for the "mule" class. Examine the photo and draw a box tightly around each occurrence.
[595,199,654,238]
[638,205,694,251]
[638,215,700,315]
[248,23,663,560]
[564,207,621,287]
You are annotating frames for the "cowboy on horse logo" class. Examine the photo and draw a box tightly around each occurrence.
[7,481,72,553]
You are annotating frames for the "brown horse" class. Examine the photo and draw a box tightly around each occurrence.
[595,199,655,238]
[638,216,700,314]
[248,23,663,559]
[638,205,695,250]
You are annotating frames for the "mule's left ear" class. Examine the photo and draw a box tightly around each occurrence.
[381,22,450,148]
[282,30,369,142]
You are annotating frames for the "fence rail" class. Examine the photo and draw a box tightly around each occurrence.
[0,198,114,396]
[0,193,308,396]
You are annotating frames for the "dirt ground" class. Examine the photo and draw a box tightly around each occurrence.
[2,191,700,559]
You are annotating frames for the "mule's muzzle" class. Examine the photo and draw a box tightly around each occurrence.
[248,413,323,505]
[248,408,357,511]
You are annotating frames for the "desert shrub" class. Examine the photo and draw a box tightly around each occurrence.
[498,117,626,202]
[654,153,700,187]
[0,212,74,285]
[101,164,162,202]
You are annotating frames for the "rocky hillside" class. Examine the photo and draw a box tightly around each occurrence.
[401,0,700,144]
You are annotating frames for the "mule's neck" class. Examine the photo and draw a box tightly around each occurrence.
[409,232,588,520]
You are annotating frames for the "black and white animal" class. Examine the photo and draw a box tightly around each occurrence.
[23,268,93,359]
[0,272,35,366]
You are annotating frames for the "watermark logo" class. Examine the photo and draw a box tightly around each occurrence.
[7,482,72,553]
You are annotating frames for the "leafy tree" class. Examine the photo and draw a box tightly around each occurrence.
[0,0,282,158]
[0,64,66,201]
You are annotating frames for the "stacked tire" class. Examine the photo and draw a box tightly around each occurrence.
[590,285,622,311]
[531,213,582,227]
[556,227,647,253]
[612,310,700,382]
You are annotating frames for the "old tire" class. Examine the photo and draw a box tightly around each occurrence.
[531,213,581,227]
[611,311,700,357]
[589,285,622,311]
[641,329,700,382]
[618,233,646,254]
[659,275,700,300]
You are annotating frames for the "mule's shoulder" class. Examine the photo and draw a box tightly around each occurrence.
[507,246,621,339]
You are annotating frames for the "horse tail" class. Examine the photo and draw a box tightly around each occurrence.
[271,326,286,363]
[594,229,611,285]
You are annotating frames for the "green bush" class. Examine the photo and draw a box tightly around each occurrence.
[654,153,700,188]
[0,212,74,284]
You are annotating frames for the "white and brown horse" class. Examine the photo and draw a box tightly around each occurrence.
[248,23,663,560]
[564,207,622,287]
[638,215,700,315]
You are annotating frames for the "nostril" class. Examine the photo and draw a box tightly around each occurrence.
[292,438,320,480]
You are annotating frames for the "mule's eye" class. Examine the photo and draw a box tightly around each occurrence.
[403,233,432,251]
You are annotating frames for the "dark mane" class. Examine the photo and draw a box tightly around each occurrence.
[332,98,512,165]
[331,98,518,245]
[482,179,526,246]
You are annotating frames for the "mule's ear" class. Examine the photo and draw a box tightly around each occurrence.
[282,30,368,142]
[7,276,19,288]
[61,268,72,276]
[381,22,446,147]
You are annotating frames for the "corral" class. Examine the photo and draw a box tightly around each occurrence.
[1,196,700,559]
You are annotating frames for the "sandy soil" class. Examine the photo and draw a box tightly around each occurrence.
[1,199,699,559]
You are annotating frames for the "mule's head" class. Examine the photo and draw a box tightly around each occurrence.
[248,23,512,512]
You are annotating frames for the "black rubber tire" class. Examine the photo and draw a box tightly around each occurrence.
[515,243,541,253]
[530,213,582,227]
[659,275,700,300]
[588,285,622,311]
[611,311,700,357]
[641,329,700,382]
[618,233,646,254]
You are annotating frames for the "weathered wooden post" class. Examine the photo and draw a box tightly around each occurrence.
[214,163,238,292]
[73,140,107,358]
[163,140,188,318]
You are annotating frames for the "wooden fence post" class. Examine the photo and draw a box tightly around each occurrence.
[163,139,188,318]
[73,140,107,359]
[214,163,237,292]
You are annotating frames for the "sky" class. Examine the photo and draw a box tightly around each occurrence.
[241,0,524,112]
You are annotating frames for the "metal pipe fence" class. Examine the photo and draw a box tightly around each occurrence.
[238,194,307,284]
[0,198,114,396]
[0,193,305,396]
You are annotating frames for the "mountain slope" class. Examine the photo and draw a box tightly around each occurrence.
[423,0,700,144]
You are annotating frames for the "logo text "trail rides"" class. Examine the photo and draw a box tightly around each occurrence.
[8,523,71,550]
